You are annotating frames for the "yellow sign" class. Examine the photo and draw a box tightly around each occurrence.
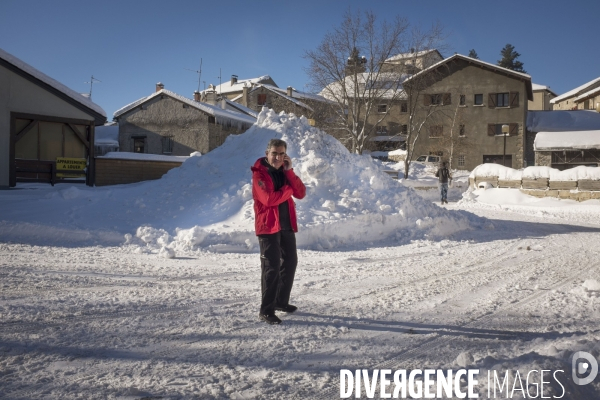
[56,157,86,178]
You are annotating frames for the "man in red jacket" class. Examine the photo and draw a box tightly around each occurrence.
[251,139,306,325]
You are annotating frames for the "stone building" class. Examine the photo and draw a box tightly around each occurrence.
[404,54,533,170]
[0,47,106,188]
[551,77,600,111]
[528,84,557,111]
[114,83,255,156]
[527,110,600,169]
[232,84,332,128]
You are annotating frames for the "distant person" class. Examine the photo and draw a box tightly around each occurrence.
[435,161,452,204]
[251,139,306,325]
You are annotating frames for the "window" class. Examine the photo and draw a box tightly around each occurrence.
[426,93,451,106]
[474,94,483,105]
[376,125,388,134]
[430,94,442,105]
[488,92,519,108]
[133,137,146,153]
[400,101,408,113]
[162,136,174,154]
[457,155,465,167]
[377,104,387,113]
[459,124,465,136]
[429,125,443,138]
[487,123,518,136]
[496,92,509,107]
[459,95,466,106]
[400,124,408,135]
[257,93,267,106]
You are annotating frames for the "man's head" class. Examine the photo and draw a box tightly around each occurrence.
[265,139,288,169]
[442,161,447,167]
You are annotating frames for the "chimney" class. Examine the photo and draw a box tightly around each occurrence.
[205,85,217,105]
[221,98,227,109]
[287,86,293,97]
[242,85,248,107]
[410,48,415,54]
[231,75,238,86]
[193,90,200,101]
[156,82,164,92]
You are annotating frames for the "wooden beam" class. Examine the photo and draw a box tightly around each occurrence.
[14,119,37,143]
[67,123,90,148]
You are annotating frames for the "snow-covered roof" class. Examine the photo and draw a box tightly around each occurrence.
[98,151,189,163]
[95,124,119,145]
[319,72,408,101]
[534,130,600,151]
[0,47,106,120]
[385,49,441,62]
[266,85,331,103]
[206,75,274,96]
[575,86,600,102]
[550,77,600,104]
[404,54,533,100]
[113,89,256,125]
[527,110,600,132]
[221,98,258,118]
[253,84,314,112]
[532,83,557,96]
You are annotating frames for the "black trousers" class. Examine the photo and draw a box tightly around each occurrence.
[258,230,298,315]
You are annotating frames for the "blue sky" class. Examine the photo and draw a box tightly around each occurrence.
[1,0,598,119]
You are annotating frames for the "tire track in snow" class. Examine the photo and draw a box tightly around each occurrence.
[307,235,593,400]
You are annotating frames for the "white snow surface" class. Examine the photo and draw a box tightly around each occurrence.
[550,76,600,103]
[0,47,106,118]
[94,124,119,145]
[527,110,600,132]
[0,109,482,253]
[535,130,600,150]
[98,151,190,163]
[3,127,600,397]
[471,164,600,181]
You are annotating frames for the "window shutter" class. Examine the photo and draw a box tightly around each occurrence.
[423,94,431,106]
[443,93,451,105]
[487,124,496,136]
[509,123,518,136]
[510,92,519,108]
[488,93,497,108]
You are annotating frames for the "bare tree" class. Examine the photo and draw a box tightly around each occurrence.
[304,9,445,156]
[436,93,475,170]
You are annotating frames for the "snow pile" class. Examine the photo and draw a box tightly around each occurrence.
[0,109,484,250]
[471,164,600,182]
[125,108,482,252]
[534,130,600,151]
[469,164,523,180]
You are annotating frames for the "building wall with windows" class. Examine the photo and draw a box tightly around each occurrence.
[409,60,529,171]
[116,96,246,156]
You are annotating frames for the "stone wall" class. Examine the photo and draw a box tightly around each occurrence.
[95,157,183,186]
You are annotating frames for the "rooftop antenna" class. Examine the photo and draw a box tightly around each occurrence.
[217,68,222,96]
[84,75,101,99]
[184,58,202,92]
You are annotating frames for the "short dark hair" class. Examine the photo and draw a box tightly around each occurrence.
[442,161,447,167]
[266,139,287,152]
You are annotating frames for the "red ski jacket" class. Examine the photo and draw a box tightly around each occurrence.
[251,157,306,235]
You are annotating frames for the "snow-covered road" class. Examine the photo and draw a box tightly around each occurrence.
[2,206,600,399]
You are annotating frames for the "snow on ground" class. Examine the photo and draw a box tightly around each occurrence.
[0,109,482,254]
[2,110,600,398]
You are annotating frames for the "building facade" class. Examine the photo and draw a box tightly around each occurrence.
[551,77,600,110]
[114,84,255,156]
[405,55,533,170]
[0,47,106,188]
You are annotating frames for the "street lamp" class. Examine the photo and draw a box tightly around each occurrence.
[502,124,509,167]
